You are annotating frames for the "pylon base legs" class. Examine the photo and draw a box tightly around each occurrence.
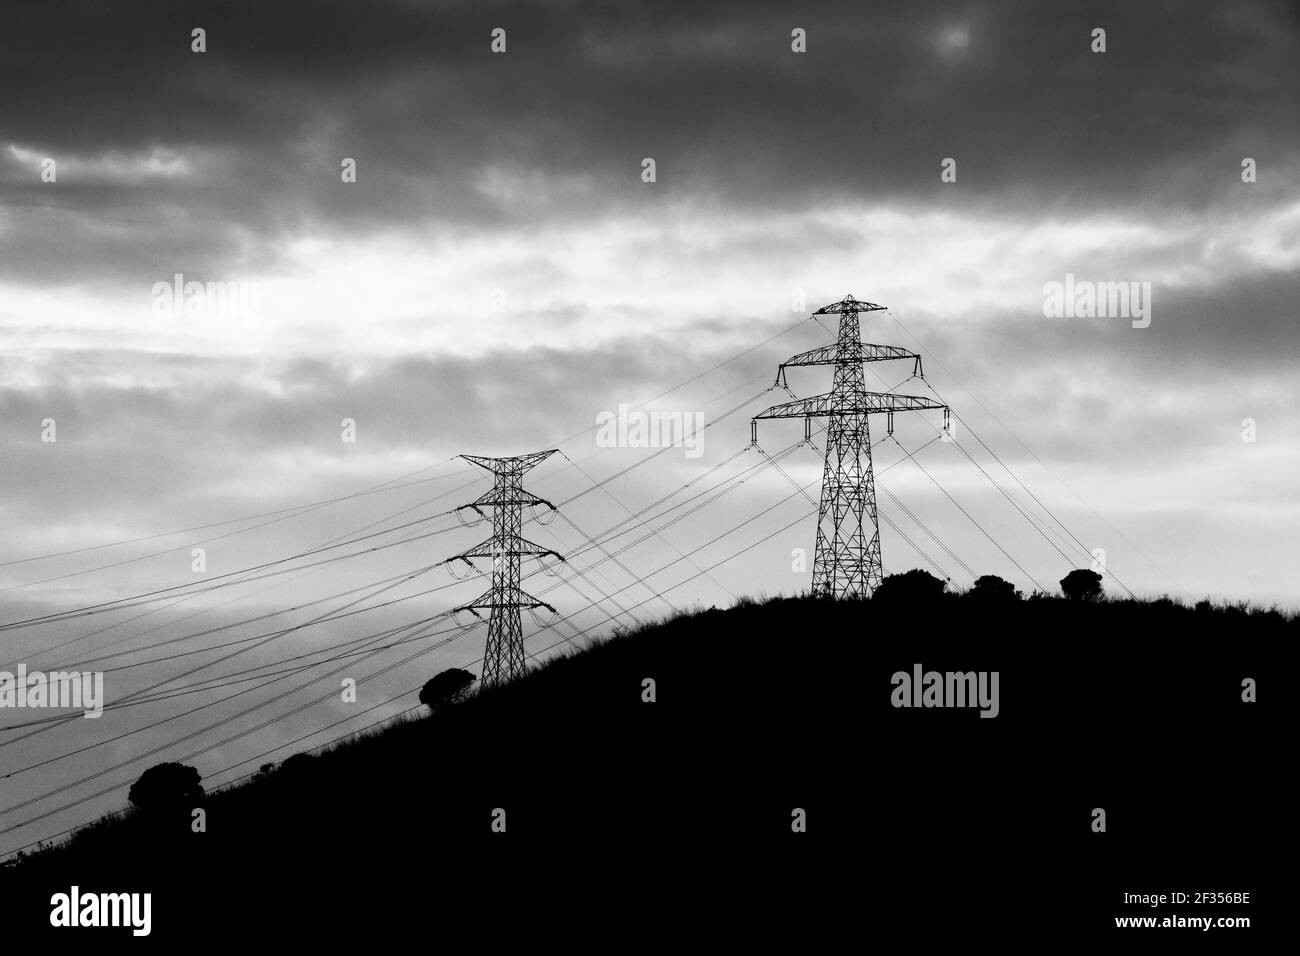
[811,412,883,599]
[811,531,882,599]
[480,610,526,690]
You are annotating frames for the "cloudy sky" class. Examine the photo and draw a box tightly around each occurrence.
[1,0,1297,854]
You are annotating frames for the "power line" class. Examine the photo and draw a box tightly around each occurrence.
[0,437,829,857]
[0,565,453,754]
[887,435,1044,592]
[3,388,784,765]
[0,513,465,633]
[0,458,469,572]
[760,433,963,584]
[1,438,806,804]
[16,371,778,674]
[885,308,1150,596]
[0,617,480,837]
[2,431,776,803]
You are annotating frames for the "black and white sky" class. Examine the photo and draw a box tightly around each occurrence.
[1,0,1297,854]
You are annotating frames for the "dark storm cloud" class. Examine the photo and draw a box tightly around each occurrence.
[2,0,1296,282]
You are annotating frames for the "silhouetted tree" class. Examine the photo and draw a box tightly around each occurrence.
[420,668,476,712]
[872,569,947,603]
[969,574,1021,601]
[1060,569,1104,601]
[127,762,203,813]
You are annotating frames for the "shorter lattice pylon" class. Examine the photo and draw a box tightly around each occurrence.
[448,450,563,689]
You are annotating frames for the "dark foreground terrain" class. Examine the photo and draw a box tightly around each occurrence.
[2,592,1289,945]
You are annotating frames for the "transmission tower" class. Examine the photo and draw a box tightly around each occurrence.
[751,294,948,599]
[449,449,563,689]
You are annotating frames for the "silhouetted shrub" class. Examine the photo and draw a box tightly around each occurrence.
[969,575,1021,601]
[420,668,476,712]
[279,753,316,777]
[873,569,947,603]
[1060,569,1103,601]
[127,762,203,813]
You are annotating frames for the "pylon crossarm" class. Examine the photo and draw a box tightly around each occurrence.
[859,344,923,376]
[461,449,557,475]
[455,503,487,523]
[453,539,560,560]
[779,343,920,373]
[469,488,555,509]
[779,344,839,370]
[813,295,886,314]
[516,537,562,558]
[456,599,555,614]
[451,599,489,620]
[452,538,496,559]
[518,593,557,614]
[859,390,945,413]
[753,391,946,419]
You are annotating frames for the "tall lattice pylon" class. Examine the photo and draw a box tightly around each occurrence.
[449,450,563,689]
[752,294,948,598]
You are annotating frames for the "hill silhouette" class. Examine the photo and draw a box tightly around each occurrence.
[2,589,1289,943]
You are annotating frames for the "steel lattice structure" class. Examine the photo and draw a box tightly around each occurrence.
[752,294,948,599]
[449,450,562,689]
